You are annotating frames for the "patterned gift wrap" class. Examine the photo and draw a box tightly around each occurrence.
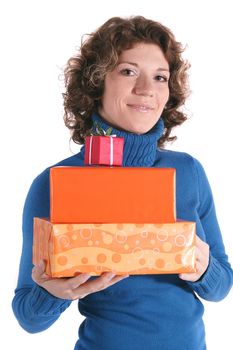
[33,218,196,277]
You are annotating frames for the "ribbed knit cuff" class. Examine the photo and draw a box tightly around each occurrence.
[187,254,222,296]
[30,284,72,316]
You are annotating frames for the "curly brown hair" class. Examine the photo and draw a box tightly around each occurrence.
[63,16,191,148]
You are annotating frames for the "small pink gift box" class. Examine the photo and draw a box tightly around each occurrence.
[84,135,124,166]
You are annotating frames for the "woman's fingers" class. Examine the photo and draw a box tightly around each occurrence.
[179,235,210,282]
[32,261,129,300]
[71,272,129,299]
[32,260,50,283]
[72,272,116,296]
[67,273,93,290]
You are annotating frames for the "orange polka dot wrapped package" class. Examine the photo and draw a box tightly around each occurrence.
[33,219,196,277]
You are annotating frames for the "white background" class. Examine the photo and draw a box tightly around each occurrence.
[1,0,233,349]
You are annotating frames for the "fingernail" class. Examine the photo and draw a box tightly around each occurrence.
[107,272,115,279]
[39,260,44,267]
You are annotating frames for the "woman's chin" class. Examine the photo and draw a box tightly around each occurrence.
[127,125,152,135]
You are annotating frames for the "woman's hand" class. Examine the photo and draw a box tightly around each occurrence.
[32,260,129,300]
[179,235,210,282]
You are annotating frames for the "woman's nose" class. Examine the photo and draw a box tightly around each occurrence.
[132,77,154,97]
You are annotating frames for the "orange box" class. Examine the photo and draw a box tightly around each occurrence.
[33,218,196,277]
[50,167,176,223]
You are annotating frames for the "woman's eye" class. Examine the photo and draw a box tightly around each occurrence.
[155,75,168,82]
[120,69,136,76]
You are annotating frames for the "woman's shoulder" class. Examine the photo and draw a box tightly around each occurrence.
[157,148,205,173]
[157,148,197,162]
[31,150,84,187]
[51,149,84,167]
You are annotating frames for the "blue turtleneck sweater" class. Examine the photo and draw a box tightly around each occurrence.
[12,113,233,350]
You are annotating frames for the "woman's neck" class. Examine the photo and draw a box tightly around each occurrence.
[83,112,164,167]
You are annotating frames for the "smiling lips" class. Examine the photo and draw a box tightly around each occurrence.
[127,104,154,112]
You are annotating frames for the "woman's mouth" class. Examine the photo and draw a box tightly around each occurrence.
[127,104,154,113]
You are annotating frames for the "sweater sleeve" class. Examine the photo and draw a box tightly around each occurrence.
[186,158,233,301]
[11,169,72,333]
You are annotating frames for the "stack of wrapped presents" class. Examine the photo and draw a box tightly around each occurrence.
[33,133,196,277]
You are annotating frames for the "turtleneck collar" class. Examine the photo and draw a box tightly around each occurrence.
[81,113,164,167]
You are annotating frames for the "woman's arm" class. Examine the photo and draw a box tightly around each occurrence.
[11,170,72,333]
[12,168,129,333]
[183,158,233,301]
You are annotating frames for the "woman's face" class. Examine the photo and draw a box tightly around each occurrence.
[98,42,170,134]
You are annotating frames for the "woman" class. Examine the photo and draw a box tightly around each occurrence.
[12,16,233,349]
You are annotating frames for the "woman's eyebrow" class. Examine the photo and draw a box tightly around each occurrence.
[117,61,170,72]
[157,67,170,73]
[117,61,138,67]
